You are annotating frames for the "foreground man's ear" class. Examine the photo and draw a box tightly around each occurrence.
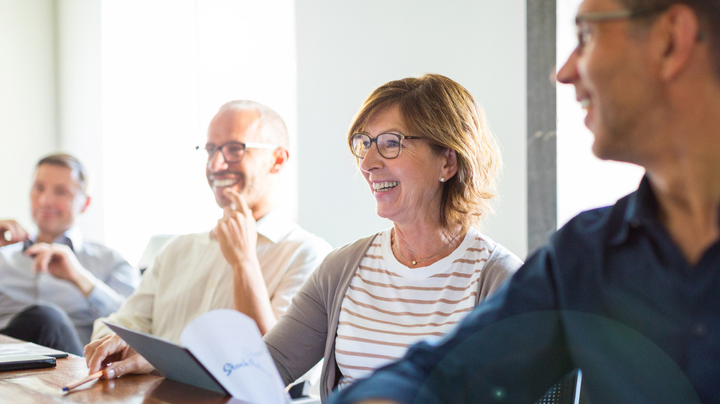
[658,5,703,81]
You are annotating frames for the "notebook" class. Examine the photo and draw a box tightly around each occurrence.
[0,342,69,359]
[104,310,290,404]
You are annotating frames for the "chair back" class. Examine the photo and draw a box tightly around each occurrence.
[535,369,584,404]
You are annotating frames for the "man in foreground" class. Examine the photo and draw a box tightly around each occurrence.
[0,154,139,354]
[331,0,720,403]
[85,100,331,380]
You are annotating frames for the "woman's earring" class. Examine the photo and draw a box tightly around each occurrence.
[440,177,445,183]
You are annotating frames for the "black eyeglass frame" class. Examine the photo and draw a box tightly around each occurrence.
[196,141,279,164]
[349,132,422,160]
[574,5,671,50]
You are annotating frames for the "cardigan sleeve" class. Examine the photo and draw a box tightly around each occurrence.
[264,235,375,390]
[476,243,523,303]
[264,255,333,385]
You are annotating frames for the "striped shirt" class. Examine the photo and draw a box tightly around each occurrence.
[335,227,500,387]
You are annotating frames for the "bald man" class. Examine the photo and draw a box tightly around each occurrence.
[86,100,332,380]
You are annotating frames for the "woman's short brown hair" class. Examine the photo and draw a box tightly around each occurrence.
[347,74,501,230]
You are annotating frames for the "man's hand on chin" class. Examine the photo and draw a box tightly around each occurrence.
[213,188,276,334]
[214,189,259,270]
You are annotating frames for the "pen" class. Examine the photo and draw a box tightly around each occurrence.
[62,370,104,392]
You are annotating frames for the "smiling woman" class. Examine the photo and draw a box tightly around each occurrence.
[263,73,523,402]
[348,74,501,231]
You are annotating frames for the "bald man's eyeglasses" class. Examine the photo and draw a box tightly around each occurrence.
[197,141,278,163]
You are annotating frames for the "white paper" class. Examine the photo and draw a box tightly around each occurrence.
[180,309,290,404]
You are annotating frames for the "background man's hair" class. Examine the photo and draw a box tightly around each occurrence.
[36,153,89,194]
[218,100,289,148]
[618,0,720,78]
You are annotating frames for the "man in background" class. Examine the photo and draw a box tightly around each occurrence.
[0,154,139,355]
[85,100,332,382]
[332,0,720,403]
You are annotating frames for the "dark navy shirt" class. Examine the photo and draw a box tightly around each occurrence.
[331,177,720,404]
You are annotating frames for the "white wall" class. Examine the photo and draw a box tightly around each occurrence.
[295,0,528,258]
[0,0,103,242]
[100,0,297,264]
[1,0,298,265]
[0,0,57,231]
[2,0,529,262]
[56,0,103,242]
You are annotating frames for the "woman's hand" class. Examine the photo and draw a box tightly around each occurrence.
[84,333,155,378]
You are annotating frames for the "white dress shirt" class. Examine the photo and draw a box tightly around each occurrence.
[92,210,333,343]
[0,228,140,344]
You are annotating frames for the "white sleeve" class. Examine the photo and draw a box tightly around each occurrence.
[85,251,140,318]
[269,238,332,319]
[91,245,166,340]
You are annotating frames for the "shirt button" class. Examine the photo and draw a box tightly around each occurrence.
[692,323,708,338]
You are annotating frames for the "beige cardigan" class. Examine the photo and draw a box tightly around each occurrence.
[264,233,522,402]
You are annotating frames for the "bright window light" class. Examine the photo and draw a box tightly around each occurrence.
[100,0,297,265]
[556,0,645,228]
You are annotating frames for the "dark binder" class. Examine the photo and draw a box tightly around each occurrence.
[104,322,228,395]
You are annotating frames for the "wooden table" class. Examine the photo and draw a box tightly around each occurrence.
[0,335,237,404]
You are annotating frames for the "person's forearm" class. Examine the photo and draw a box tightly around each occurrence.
[73,272,96,297]
[85,281,129,319]
[231,259,277,335]
[104,262,140,298]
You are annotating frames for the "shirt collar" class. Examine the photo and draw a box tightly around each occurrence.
[255,209,297,244]
[610,174,720,247]
[609,175,663,246]
[61,227,84,252]
[31,227,84,252]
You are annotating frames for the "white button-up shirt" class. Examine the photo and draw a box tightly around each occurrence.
[0,228,140,344]
[92,210,332,343]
